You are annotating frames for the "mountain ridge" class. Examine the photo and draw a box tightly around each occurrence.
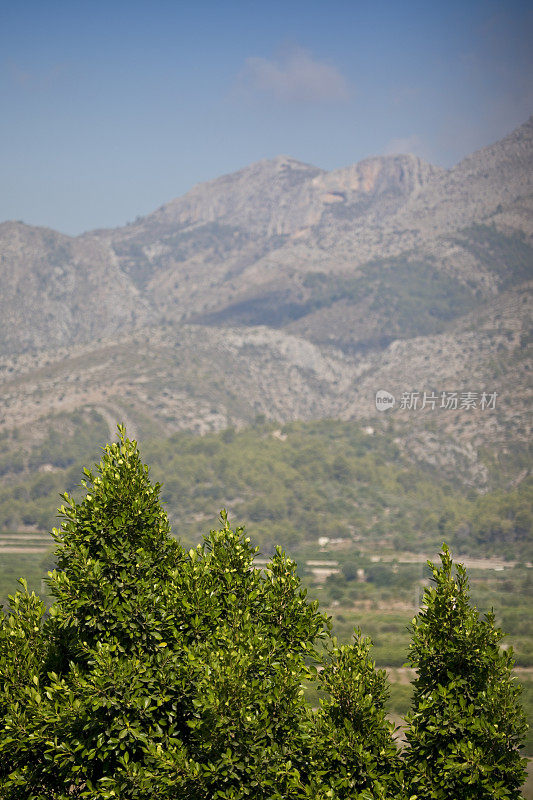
[1,116,531,356]
[0,117,531,489]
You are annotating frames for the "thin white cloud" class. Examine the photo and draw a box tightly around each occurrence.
[237,46,350,105]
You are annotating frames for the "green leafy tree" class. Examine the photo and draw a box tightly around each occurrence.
[404,545,527,799]
[310,632,403,799]
[0,428,399,799]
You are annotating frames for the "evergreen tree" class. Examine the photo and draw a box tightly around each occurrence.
[404,545,527,800]
[0,428,399,799]
[310,631,403,799]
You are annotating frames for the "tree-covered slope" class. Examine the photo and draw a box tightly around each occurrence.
[1,415,530,561]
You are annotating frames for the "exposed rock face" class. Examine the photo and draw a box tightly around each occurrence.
[390,116,533,239]
[0,118,531,484]
[2,118,531,354]
[0,222,151,354]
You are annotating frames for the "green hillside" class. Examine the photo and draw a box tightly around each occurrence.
[0,412,531,558]
[1,417,531,754]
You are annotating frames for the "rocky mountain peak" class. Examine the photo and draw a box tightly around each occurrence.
[1,117,531,357]
[312,154,443,200]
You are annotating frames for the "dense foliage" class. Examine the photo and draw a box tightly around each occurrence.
[1,414,531,561]
[0,430,400,799]
[405,547,527,799]
[0,431,527,798]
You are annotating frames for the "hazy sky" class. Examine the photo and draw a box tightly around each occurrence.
[1,0,532,235]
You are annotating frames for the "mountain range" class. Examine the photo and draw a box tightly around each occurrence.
[0,116,531,491]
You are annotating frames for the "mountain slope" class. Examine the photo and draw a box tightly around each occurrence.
[0,117,531,492]
[0,222,152,355]
[1,118,531,355]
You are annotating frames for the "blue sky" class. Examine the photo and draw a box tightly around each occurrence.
[1,0,532,235]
